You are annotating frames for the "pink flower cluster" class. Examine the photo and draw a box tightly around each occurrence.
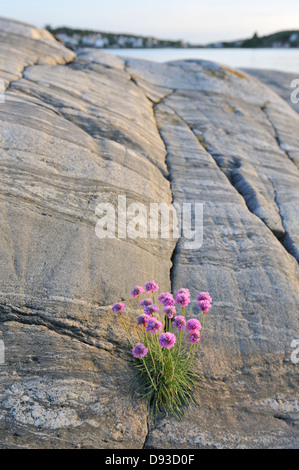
[197,292,212,313]
[112,282,213,357]
[144,304,159,316]
[172,315,202,343]
[146,317,163,334]
[172,315,186,330]
[158,292,175,306]
[140,299,153,308]
[186,318,202,343]
[111,302,125,314]
[132,343,148,358]
[175,288,191,307]
[130,285,144,298]
[159,332,176,349]
[163,306,176,319]
[144,281,159,294]
[137,313,151,327]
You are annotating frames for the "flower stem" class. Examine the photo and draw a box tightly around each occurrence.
[168,347,175,383]
[138,295,143,314]
[120,315,134,348]
[201,312,206,332]
[173,329,182,369]
[190,343,196,363]
[145,331,156,372]
[177,329,182,356]
[141,357,157,391]
[165,314,171,332]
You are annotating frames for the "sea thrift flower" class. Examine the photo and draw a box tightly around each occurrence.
[198,300,212,312]
[175,293,190,307]
[132,343,148,358]
[144,280,159,293]
[130,285,145,298]
[146,318,163,334]
[172,315,186,330]
[189,331,201,343]
[111,302,125,314]
[197,292,212,303]
[159,332,177,349]
[163,306,176,319]
[176,288,191,298]
[158,292,175,306]
[144,304,159,316]
[186,318,202,332]
[140,298,153,308]
[137,314,151,327]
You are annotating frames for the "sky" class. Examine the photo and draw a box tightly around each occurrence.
[1,0,299,43]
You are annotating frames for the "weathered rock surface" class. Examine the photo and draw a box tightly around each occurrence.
[0,18,298,448]
[125,58,299,448]
[0,18,174,448]
[0,17,75,89]
[243,68,299,114]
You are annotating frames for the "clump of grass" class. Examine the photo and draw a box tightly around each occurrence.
[131,342,200,419]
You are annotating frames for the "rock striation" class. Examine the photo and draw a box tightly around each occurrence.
[0,18,298,448]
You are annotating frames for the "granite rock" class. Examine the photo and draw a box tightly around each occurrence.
[243,68,299,113]
[0,19,298,448]
[124,57,299,448]
[0,18,174,448]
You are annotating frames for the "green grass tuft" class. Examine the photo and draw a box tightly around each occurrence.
[130,337,200,420]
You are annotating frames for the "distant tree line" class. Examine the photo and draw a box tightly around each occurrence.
[45,26,299,49]
[241,31,299,48]
[45,25,188,49]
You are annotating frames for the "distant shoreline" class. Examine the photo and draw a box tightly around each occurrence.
[47,26,299,50]
[105,47,299,74]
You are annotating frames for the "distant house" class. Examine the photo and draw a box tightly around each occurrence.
[146,37,158,47]
[116,36,143,48]
[69,35,80,47]
[56,33,79,47]
[56,33,69,43]
[81,33,109,47]
[212,42,224,48]
[272,41,290,48]
[290,33,298,42]
[94,37,109,48]
[117,36,128,47]
[130,37,143,48]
